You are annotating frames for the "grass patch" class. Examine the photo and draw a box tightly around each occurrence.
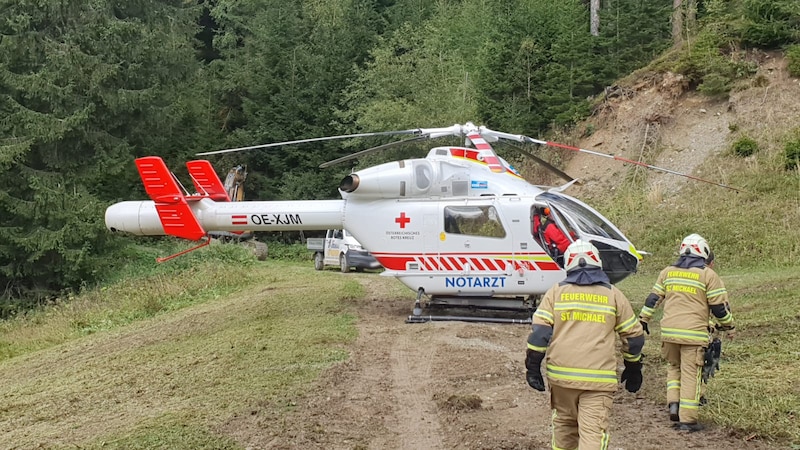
[619,266,800,444]
[83,414,240,450]
[0,244,264,361]
[0,260,360,449]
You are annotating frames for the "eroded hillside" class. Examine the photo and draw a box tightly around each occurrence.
[562,51,800,201]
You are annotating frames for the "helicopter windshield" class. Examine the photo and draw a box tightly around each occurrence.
[538,192,626,242]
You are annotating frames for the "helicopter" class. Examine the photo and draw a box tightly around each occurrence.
[104,123,741,323]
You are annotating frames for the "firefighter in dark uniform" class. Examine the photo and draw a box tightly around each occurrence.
[525,240,645,450]
[638,234,735,432]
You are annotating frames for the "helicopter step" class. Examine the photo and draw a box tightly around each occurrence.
[406,290,535,324]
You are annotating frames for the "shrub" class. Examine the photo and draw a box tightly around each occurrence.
[731,136,759,157]
[740,0,800,48]
[675,29,756,97]
[784,136,800,170]
[698,72,731,96]
[787,45,800,77]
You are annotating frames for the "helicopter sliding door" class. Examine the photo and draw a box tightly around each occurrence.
[436,200,511,295]
[538,192,639,283]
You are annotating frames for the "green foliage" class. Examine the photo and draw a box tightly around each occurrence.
[787,45,800,76]
[698,72,732,96]
[784,131,800,171]
[0,0,797,317]
[596,157,800,271]
[208,0,385,202]
[739,0,800,48]
[265,242,311,262]
[0,0,207,303]
[673,26,758,96]
[731,136,759,157]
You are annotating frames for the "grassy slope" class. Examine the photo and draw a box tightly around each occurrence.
[0,254,360,449]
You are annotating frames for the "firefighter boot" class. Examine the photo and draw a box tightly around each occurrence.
[669,402,679,422]
[678,422,705,432]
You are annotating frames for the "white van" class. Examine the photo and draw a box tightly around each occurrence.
[307,229,382,273]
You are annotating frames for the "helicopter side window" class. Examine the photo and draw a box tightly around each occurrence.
[443,206,506,238]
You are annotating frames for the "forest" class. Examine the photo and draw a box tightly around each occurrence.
[1,0,799,313]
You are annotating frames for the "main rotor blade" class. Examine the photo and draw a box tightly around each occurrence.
[319,134,432,168]
[196,129,422,156]
[497,142,577,184]
[524,138,745,193]
[477,126,745,193]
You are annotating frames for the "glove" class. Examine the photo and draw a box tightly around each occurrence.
[621,360,643,393]
[525,349,546,392]
[716,325,735,340]
[640,320,650,335]
[526,370,545,391]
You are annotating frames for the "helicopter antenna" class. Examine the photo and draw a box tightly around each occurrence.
[479,127,746,193]
[196,129,422,156]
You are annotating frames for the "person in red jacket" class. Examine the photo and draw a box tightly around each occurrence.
[533,207,571,266]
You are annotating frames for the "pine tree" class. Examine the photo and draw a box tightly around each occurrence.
[0,0,204,307]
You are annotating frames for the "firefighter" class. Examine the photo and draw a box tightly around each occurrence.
[638,234,735,432]
[525,239,645,450]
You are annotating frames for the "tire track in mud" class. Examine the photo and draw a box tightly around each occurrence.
[352,274,447,449]
[387,327,446,450]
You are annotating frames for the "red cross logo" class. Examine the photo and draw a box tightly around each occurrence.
[395,212,411,229]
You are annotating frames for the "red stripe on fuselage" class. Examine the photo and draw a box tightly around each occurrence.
[371,253,559,272]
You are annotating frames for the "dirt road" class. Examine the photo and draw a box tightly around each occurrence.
[222,274,774,450]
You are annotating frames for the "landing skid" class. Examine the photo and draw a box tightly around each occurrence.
[406,289,536,324]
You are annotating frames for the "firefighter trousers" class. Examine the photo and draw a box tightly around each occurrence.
[662,342,705,423]
[549,385,612,450]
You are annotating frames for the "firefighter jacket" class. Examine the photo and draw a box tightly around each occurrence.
[639,260,734,345]
[529,280,644,392]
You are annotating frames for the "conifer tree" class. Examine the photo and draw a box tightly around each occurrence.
[0,0,203,306]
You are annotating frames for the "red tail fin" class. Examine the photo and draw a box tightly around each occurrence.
[135,157,207,241]
[186,160,230,201]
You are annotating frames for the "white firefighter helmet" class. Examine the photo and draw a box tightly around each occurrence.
[679,233,710,259]
[564,239,603,272]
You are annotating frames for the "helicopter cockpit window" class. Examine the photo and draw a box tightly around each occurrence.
[539,192,626,241]
[443,206,506,238]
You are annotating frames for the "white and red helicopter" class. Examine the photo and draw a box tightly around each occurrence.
[104,123,740,323]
